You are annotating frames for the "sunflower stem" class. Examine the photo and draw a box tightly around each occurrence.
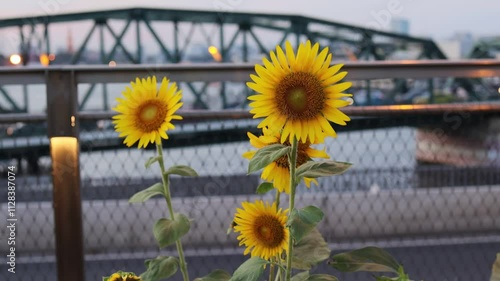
[275,189,281,211]
[285,137,298,281]
[156,143,190,281]
[269,259,275,281]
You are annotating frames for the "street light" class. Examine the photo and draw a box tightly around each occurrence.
[208,45,222,62]
[9,54,22,65]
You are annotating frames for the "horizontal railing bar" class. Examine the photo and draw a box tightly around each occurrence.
[2,103,499,124]
[1,60,500,85]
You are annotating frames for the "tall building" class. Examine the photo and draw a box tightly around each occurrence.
[451,32,474,57]
[390,18,410,35]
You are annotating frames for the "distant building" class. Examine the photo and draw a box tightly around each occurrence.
[451,32,474,57]
[436,32,476,59]
[390,18,410,35]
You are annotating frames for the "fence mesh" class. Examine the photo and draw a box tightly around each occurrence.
[0,110,499,281]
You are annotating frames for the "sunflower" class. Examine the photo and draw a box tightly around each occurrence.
[247,40,352,144]
[243,127,329,194]
[112,76,183,148]
[107,272,141,281]
[233,200,289,260]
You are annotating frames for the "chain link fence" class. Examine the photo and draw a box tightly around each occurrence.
[0,108,499,281]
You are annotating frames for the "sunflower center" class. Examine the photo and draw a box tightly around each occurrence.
[276,71,325,120]
[275,141,310,169]
[135,99,168,132]
[253,215,285,248]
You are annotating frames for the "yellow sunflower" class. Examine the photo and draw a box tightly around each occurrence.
[233,200,289,260]
[107,272,141,281]
[112,76,183,148]
[243,127,329,194]
[247,40,352,144]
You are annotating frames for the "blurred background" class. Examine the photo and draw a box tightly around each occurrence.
[0,1,499,281]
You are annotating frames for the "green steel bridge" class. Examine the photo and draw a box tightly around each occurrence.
[0,7,498,113]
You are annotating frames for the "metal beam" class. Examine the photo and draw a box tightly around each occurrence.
[2,60,500,85]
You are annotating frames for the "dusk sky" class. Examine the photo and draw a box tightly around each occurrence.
[0,0,499,55]
[1,0,499,38]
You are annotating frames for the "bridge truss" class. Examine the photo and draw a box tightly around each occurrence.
[0,8,495,112]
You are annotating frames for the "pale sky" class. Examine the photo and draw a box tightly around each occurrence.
[1,0,499,38]
[0,0,499,54]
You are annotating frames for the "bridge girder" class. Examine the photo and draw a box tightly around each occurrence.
[0,8,454,112]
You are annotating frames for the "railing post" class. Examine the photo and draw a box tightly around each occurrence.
[46,70,84,281]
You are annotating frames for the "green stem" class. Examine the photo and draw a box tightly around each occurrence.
[285,137,298,281]
[275,189,281,211]
[269,260,275,281]
[156,143,190,281]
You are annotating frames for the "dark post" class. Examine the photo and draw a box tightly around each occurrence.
[46,71,84,281]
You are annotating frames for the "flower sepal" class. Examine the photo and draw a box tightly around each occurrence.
[103,271,142,281]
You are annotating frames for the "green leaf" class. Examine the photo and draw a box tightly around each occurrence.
[308,274,339,281]
[145,156,161,169]
[153,213,191,248]
[256,182,274,194]
[291,271,310,281]
[292,228,331,270]
[287,206,324,243]
[328,247,401,273]
[164,165,199,177]
[229,257,268,281]
[248,144,290,174]
[291,272,338,281]
[296,161,352,180]
[491,253,500,281]
[195,269,232,281]
[140,256,179,281]
[129,183,164,203]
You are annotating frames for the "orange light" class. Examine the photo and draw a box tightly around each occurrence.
[9,54,22,65]
[108,61,117,67]
[40,54,50,66]
[208,46,222,62]
[48,54,56,61]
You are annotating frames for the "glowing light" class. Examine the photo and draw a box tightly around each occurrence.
[208,46,222,62]
[208,46,218,55]
[40,54,50,66]
[498,87,500,94]
[48,54,56,61]
[9,54,22,65]
[108,61,117,67]
[70,115,76,127]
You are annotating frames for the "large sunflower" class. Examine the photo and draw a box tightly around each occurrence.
[233,200,289,260]
[247,40,352,144]
[243,127,329,194]
[113,76,183,148]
